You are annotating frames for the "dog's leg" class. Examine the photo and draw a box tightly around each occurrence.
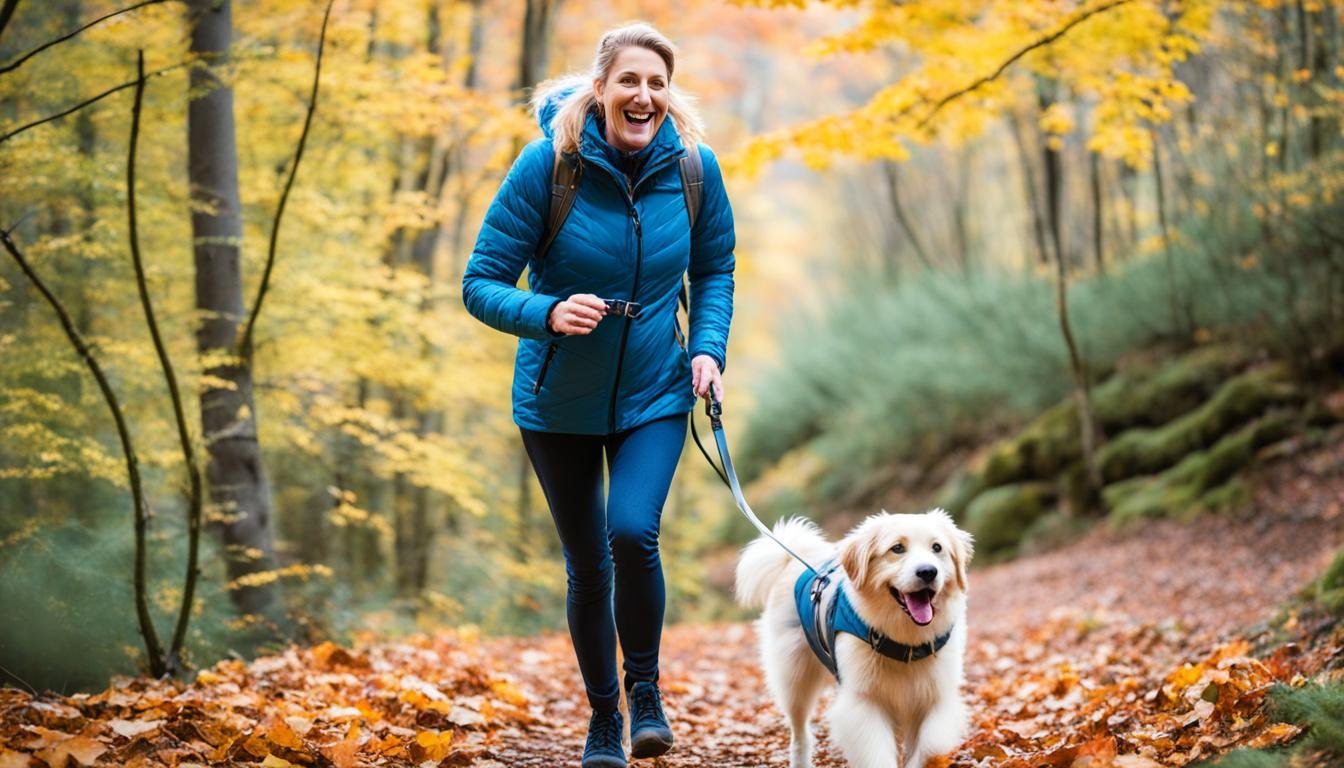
[782,667,824,768]
[826,692,898,768]
[764,633,826,768]
[903,696,967,768]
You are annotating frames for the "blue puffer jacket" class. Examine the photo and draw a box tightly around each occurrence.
[462,101,735,435]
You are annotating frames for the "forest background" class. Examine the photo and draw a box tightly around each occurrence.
[2,0,1342,703]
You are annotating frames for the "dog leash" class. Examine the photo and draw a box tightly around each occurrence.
[691,391,820,576]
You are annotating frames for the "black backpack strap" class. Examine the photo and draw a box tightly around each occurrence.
[539,150,581,261]
[679,144,704,230]
[678,145,704,313]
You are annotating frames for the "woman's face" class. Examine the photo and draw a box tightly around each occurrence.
[594,46,669,153]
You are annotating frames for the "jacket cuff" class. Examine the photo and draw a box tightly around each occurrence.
[521,292,564,339]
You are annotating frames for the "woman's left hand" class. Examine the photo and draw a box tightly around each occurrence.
[691,355,723,403]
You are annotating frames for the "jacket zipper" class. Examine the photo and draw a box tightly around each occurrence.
[608,196,641,433]
[532,342,558,395]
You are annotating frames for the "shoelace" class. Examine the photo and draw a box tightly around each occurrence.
[587,711,622,751]
[632,685,663,722]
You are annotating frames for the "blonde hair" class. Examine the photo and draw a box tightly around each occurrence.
[531,22,705,155]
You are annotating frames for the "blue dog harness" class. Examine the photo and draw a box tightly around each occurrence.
[794,559,953,681]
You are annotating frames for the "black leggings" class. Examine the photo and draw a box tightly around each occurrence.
[520,414,687,712]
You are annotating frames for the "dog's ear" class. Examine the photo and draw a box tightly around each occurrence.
[839,527,875,588]
[932,508,974,592]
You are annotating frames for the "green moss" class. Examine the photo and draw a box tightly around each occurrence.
[963,481,1056,558]
[1092,344,1246,431]
[1105,412,1296,527]
[932,469,987,519]
[981,402,1080,487]
[1320,547,1344,593]
[1096,365,1299,484]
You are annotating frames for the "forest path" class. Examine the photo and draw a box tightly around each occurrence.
[2,440,1340,768]
[489,437,1344,767]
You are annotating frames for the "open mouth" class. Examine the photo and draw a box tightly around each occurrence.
[890,586,937,626]
[624,111,653,126]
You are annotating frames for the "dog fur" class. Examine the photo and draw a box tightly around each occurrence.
[735,510,974,768]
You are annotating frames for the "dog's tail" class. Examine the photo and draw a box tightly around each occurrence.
[734,516,825,609]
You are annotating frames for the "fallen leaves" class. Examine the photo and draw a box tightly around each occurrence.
[1,439,1340,766]
[0,630,533,767]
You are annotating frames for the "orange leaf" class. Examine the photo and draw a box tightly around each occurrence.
[35,735,106,768]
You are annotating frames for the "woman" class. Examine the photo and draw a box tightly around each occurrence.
[461,22,735,768]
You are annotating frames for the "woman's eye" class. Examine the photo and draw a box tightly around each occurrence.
[891,543,905,554]
[932,542,943,553]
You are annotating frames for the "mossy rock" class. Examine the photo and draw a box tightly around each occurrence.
[971,346,1246,493]
[980,402,1080,488]
[1319,546,1344,596]
[964,481,1056,558]
[932,469,987,520]
[1105,411,1296,527]
[1091,344,1245,432]
[1096,365,1299,484]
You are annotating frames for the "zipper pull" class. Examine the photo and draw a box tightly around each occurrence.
[631,208,641,237]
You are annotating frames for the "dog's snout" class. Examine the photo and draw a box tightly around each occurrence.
[916,565,938,584]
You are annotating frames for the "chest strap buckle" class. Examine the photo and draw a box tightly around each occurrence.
[604,299,642,319]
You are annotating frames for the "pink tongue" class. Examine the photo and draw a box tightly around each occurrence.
[905,593,934,624]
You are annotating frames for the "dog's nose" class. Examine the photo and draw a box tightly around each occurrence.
[916,565,938,584]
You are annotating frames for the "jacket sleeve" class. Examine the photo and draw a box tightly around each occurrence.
[687,144,736,372]
[461,138,564,340]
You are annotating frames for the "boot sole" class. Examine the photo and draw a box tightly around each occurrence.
[630,729,673,759]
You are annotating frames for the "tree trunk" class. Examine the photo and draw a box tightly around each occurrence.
[518,0,562,97]
[1008,109,1051,270]
[1151,129,1188,339]
[880,160,931,275]
[187,0,284,626]
[1039,87,1065,270]
[1090,150,1105,275]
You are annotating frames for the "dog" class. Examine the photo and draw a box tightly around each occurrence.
[735,509,973,768]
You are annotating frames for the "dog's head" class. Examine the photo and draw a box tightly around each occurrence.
[839,508,974,633]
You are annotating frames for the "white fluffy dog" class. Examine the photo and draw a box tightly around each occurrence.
[735,510,974,768]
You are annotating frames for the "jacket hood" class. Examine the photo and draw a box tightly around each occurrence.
[534,83,579,139]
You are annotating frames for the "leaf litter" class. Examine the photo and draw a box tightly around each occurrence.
[1,440,1341,766]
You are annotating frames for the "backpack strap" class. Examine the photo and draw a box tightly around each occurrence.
[679,145,704,230]
[677,145,704,313]
[539,150,581,261]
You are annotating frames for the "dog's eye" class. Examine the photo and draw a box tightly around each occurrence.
[891,543,905,554]
[932,542,943,553]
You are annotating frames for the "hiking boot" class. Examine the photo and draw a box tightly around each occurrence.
[582,708,626,768]
[628,681,674,758]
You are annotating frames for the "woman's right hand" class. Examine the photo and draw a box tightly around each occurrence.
[548,293,607,335]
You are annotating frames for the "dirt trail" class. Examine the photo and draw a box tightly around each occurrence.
[487,438,1344,767]
[2,441,1339,767]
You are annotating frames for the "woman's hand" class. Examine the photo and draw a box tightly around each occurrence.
[691,354,723,403]
[548,294,607,335]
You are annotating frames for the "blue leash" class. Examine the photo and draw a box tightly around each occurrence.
[691,392,820,576]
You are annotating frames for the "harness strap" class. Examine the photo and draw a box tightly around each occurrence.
[794,560,954,682]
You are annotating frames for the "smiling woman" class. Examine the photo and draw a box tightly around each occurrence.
[460,21,736,768]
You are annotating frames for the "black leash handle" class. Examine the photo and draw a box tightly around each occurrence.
[692,391,819,575]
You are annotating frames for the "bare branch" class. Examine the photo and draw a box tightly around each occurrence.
[0,60,187,145]
[0,0,20,47]
[238,0,335,359]
[914,0,1134,130]
[0,225,167,678]
[0,0,179,75]
[125,49,203,672]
